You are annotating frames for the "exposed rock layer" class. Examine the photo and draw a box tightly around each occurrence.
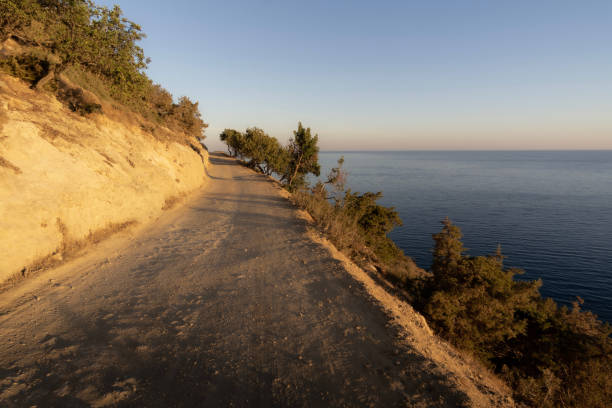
[0,74,208,282]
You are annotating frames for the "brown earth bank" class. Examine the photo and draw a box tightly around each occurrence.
[0,153,513,407]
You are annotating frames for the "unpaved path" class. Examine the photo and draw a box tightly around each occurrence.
[1,153,493,407]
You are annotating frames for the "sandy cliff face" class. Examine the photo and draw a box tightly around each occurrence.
[0,74,208,283]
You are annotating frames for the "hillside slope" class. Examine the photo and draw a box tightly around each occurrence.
[0,153,513,407]
[0,74,208,283]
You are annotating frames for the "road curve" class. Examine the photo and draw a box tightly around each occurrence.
[0,153,471,407]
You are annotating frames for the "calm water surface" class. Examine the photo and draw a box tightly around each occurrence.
[318,151,612,322]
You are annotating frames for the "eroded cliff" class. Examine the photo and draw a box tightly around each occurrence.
[0,74,208,283]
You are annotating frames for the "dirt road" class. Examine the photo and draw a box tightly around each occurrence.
[0,153,485,407]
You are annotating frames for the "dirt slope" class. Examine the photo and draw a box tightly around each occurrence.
[0,73,207,283]
[0,153,513,407]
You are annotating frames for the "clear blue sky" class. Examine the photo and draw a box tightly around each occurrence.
[98,0,612,151]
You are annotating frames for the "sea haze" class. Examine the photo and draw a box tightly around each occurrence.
[317,151,612,323]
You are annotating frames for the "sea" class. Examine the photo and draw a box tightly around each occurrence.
[317,151,612,323]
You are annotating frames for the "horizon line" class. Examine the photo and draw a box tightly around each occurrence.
[318,148,612,152]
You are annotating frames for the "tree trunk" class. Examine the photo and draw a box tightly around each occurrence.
[288,152,303,188]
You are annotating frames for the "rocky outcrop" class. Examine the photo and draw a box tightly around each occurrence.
[0,73,208,283]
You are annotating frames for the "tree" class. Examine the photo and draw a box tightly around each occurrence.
[431,217,465,289]
[259,136,287,176]
[424,218,541,359]
[171,96,207,139]
[219,127,288,176]
[0,0,33,41]
[284,122,320,190]
[342,191,401,239]
[1,1,149,95]
[314,156,347,199]
[146,83,173,119]
[0,0,207,139]
[242,127,270,171]
[269,143,290,176]
[340,190,404,263]
[219,129,244,157]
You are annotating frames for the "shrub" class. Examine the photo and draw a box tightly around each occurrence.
[283,122,320,191]
[0,54,48,83]
[292,185,422,286]
[421,218,612,407]
[57,86,101,115]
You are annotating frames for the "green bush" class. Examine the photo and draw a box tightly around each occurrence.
[58,85,102,115]
[292,184,423,286]
[219,128,245,157]
[0,0,207,141]
[420,218,612,407]
[283,122,321,191]
[0,54,48,83]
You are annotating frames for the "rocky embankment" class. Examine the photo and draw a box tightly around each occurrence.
[0,74,208,284]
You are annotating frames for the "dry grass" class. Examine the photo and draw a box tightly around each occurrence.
[97,150,116,166]
[0,155,21,174]
[291,190,426,286]
[162,194,184,211]
[62,65,113,104]
[0,219,137,292]
[1,68,199,149]
[292,191,365,254]
[0,106,7,129]
[100,101,199,147]
[63,67,202,148]
[40,123,65,142]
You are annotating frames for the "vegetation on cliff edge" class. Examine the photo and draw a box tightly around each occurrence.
[422,218,611,407]
[221,125,612,408]
[221,124,429,293]
[0,0,207,143]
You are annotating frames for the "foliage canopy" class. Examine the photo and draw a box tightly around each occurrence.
[421,218,612,407]
[0,0,207,141]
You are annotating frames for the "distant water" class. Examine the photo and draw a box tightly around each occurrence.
[317,151,612,323]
